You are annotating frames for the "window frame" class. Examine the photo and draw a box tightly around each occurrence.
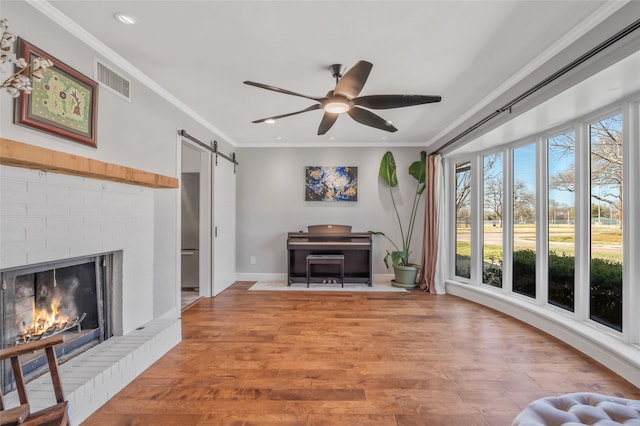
[544,126,577,313]
[447,93,640,342]
[582,106,625,335]
[453,160,473,281]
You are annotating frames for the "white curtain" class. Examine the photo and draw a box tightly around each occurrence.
[433,155,446,294]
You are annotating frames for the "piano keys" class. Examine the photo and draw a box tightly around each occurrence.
[287,225,372,286]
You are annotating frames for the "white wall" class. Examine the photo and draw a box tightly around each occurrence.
[0,2,231,323]
[235,147,425,278]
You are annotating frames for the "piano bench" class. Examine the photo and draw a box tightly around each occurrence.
[306,254,345,287]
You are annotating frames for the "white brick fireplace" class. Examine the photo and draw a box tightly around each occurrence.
[0,164,181,424]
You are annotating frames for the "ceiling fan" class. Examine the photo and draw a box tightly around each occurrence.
[244,60,441,135]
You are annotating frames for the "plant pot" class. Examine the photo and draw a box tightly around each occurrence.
[392,265,419,288]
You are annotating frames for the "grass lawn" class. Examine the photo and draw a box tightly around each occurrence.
[456,225,622,263]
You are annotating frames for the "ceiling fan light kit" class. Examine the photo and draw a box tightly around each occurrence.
[323,98,350,114]
[244,60,441,135]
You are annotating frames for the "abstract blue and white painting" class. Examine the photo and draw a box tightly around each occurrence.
[305,166,358,202]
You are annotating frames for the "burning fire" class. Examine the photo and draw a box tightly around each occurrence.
[19,297,74,342]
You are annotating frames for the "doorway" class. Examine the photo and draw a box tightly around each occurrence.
[180,141,212,309]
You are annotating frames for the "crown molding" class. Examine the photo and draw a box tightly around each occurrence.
[234,140,429,149]
[24,0,237,147]
[425,0,630,149]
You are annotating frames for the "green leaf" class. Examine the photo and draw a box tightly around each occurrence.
[391,251,404,266]
[408,151,427,194]
[379,151,398,188]
[368,231,386,236]
[383,251,391,269]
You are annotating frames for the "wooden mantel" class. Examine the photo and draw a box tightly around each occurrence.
[0,138,178,189]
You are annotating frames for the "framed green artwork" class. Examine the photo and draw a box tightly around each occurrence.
[15,38,98,148]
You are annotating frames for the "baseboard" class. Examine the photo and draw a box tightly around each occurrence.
[235,272,396,285]
[235,272,287,282]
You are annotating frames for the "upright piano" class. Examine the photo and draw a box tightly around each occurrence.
[287,225,372,286]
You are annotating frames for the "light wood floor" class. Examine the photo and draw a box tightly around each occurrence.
[181,288,201,310]
[83,281,640,425]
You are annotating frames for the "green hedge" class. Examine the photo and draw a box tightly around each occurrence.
[461,250,622,330]
[513,249,536,297]
[548,251,575,311]
[589,257,623,331]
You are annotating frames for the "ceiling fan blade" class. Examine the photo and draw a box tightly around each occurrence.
[347,107,397,132]
[334,60,373,99]
[244,81,322,102]
[251,104,322,123]
[317,112,339,135]
[352,94,442,109]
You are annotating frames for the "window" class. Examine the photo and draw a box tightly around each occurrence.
[455,162,471,279]
[513,144,536,298]
[589,113,623,331]
[483,153,503,287]
[451,104,634,334]
[548,131,575,311]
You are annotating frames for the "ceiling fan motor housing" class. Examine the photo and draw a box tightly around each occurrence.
[330,64,345,80]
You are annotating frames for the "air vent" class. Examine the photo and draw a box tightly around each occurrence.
[95,60,131,101]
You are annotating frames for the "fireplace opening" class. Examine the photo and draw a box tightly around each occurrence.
[1,254,114,393]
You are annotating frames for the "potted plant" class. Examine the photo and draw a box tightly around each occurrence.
[370,150,426,288]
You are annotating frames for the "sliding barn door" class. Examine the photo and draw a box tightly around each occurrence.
[212,157,236,296]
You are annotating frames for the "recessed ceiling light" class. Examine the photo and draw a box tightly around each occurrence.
[274,136,282,140]
[265,119,276,124]
[328,136,335,140]
[114,12,138,25]
[381,136,388,140]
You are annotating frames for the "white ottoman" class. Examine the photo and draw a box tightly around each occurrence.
[513,392,640,425]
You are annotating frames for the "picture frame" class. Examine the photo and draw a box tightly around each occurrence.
[14,38,98,148]
[305,166,358,202]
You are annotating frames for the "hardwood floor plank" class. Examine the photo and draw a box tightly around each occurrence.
[198,413,308,425]
[269,389,365,401]
[82,281,640,425]
[308,414,398,425]
[84,414,205,426]
[396,414,490,426]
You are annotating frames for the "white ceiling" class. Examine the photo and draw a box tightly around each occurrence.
[39,1,635,149]
[451,48,640,156]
